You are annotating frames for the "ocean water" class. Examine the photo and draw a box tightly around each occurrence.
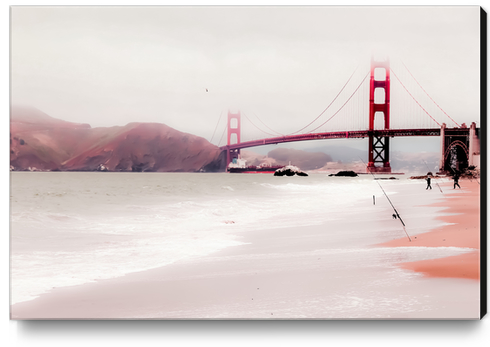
[10,172,470,306]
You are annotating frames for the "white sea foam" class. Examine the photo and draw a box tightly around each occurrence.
[10,172,448,304]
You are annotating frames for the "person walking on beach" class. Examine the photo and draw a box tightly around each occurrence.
[426,175,432,190]
[454,174,461,189]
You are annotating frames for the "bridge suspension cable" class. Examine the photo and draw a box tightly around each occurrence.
[209,110,224,144]
[288,65,360,135]
[390,67,441,127]
[242,112,279,138]
[401,62,460,127]
[217,121,227,147]
[306,71,370,133]
[252,112,284,136]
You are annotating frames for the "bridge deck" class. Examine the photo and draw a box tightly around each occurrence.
[221,128,444,150]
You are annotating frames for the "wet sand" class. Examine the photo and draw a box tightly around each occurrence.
[380,180,480,280]
[10,179,481,320]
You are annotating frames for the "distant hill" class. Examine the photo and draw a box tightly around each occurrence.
[240,144,438,174]
[10,106,227,172]
[389,151,440,175]
[10,106,439,174]
[267,148,332,170]
[303,145,365,163]
[303,144,439,174]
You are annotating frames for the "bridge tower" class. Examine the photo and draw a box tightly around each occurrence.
[226,111,241,166]
[367,57,392,173]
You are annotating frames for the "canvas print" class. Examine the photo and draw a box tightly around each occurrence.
[10,6,483,319]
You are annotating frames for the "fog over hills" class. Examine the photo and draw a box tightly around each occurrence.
[302,144,439,174]
[10,106,227,172]
[10,106,439,175]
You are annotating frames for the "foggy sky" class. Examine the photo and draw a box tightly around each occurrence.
[10,6,481,149]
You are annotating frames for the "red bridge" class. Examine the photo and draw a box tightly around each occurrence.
[217,57,480,173]
[225,129,441,150]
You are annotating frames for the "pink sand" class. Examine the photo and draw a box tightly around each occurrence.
[380,180,480,280]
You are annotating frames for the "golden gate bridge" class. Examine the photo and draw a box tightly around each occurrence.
[213,57,480,173]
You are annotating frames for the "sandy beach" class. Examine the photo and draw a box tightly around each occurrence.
[380,180,481,281]
[10,178,481,320]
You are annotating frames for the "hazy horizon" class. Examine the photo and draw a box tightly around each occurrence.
[11,6,481,153]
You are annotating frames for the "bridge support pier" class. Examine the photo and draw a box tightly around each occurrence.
[439,123,446,172]
[468,122,480,168]
[368,134,391,173]
[438,122,479,174]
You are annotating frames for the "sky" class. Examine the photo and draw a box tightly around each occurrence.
[9,5,482,152]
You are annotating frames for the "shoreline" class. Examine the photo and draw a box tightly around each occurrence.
[379,180,480,280]
[10,179,480,319]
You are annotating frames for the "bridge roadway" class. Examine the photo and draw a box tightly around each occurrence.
[221,128,443,151]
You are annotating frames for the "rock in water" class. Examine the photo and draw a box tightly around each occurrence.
[274,165,308,177]
[332,170,358,177]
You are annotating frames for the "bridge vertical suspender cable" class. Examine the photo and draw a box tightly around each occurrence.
[402,62,460,127]
[308,71,370,133]
[210,110,224,144]
[217,122,227,147]
[242,112,279,138]
[252,112,284,136]
[287,65,361,135]
[390,68,441,127]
